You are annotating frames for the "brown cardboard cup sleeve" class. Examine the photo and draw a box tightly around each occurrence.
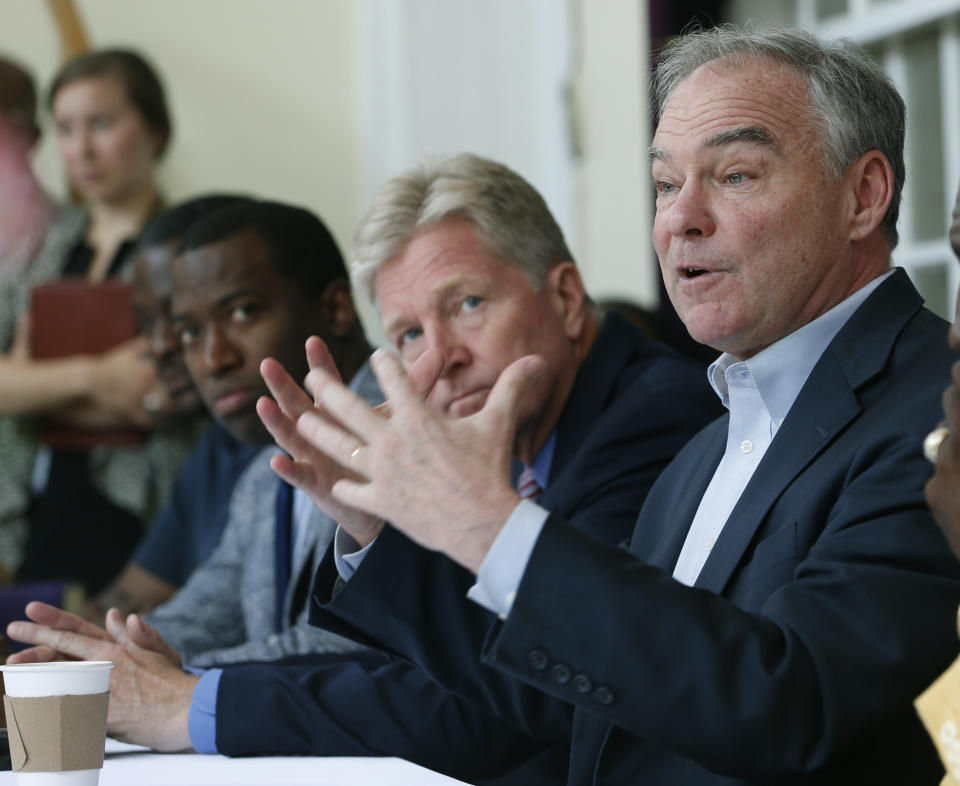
[3,693,109,772]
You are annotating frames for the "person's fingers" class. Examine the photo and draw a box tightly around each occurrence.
[6,620,114,660]
[308,359,390,444]
[407,348,445,401]
[124,614,183,667]
[24,600,69,623]
[261,358,313,420]
[303,363,340,406]
[269,453,317,492]
[123,612,158,649]
[257,395,309,458]
[5,644,65,664]
[24,601,110,640]
[366,348,427,417]
[104,608,131,646]
[477,355,545,437]
[296,410,371,475]
[329,476,368,509]
[305,336,342,381]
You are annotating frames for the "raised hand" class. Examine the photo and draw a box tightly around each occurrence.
[297,347,543,572]
[258,338,387,546]
[258,336,443,547]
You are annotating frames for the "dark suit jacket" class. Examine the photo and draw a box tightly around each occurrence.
[216,312,723,782]
[473,270,960,784]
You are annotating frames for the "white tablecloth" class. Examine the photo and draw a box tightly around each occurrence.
[0,739,470,785]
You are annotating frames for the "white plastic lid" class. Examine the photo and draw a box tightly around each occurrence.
[0,661,113,697]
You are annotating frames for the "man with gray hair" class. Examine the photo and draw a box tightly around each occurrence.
[291,25,960,784]
[7,154,720,782]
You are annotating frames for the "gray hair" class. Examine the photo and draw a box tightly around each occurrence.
[654,24,905,248]
[351,153,574,303]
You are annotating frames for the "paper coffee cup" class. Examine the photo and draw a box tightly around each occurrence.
[0,662,113,786]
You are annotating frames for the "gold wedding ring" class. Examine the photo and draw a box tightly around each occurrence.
[923,424,949,464]
[349,445,363,462]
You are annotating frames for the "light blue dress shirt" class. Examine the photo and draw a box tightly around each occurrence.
[471,271,893,616]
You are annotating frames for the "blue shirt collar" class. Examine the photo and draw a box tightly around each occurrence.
[528,430,556,490]
[707,270,894,421]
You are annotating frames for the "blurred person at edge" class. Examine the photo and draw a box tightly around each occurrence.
[0,50,192,594]
[0,54,53,279]
[926,183,960,557]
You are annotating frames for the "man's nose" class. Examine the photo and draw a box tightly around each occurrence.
[664,180,717,238]
[202,326,242,375]
[72,127,94,158]
[428,326,471,377]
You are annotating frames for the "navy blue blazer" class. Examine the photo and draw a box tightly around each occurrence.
[476,270,960,784]
[215,312,723,782]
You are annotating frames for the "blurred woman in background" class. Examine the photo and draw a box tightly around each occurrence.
[0,49,199,595]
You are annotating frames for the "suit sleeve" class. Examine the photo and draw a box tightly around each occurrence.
[481,411,960,778]
[214,650,566,784]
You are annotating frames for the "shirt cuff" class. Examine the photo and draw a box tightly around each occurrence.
[333,526,376,580]
[467,499,548,619]
[188,668,222,754]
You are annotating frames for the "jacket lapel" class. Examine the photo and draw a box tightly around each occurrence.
[641,423,726,571]
[693,269,923,595]
[545,313,641,491]
[693,352,860,593]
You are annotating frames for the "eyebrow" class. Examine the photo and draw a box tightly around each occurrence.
[706,126,776,150]
[379,275,472,339]
[648,126,777,163]
[170,288,260,325]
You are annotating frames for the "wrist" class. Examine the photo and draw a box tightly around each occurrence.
[66,354,99,401]
[454,491,520,574]
[161,671,199,752]
[351,516,386,549]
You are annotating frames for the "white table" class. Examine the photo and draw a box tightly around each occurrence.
[0,739,470,785]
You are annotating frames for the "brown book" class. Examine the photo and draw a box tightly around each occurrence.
[30,280,147,447]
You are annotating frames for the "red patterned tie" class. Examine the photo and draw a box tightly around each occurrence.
[517,465,541,501]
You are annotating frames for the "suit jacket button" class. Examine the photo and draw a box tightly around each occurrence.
[528,649,550,671]
[593,686,615,705]
[551,664,572,684]
[573,673,593,694]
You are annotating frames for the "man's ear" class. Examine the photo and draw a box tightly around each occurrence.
[544,262,588,340]
[846,150,895,243]
[316,279,356,338]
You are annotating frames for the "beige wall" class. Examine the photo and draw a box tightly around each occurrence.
[577,0,653,306]
[1,0,655,337]
[0,0,363,261]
